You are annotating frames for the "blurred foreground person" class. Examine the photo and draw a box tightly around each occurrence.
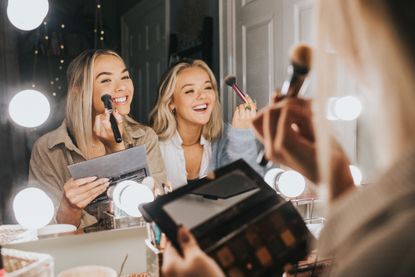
[162,0,415,276]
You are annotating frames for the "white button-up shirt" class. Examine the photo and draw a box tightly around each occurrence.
[159,131,212,189]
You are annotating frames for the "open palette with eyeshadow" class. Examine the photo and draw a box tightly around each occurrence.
[139,159,314,276]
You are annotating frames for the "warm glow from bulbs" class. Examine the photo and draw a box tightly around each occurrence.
[326,96,362,121]
[9,89,50,128]
[264,168,306,198]
[13,188,54,229]
[7,0,49,31]
[277,170,306,198]
[113,180,154,217]
[264,168,284,189]
[334,96,362,121]
[349,165,363,186]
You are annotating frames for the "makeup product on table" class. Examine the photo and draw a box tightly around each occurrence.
[140,160,314,276]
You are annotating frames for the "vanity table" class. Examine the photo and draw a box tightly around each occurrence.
[5,226,148,275]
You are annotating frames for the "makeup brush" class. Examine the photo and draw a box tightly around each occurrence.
[224,75,249,103]
[257,44,312,167]
[281,43,312,97]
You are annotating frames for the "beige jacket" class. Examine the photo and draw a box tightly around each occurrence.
[29,118,167,228]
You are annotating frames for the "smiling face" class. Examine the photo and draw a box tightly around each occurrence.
[92,54,133,115]
[169,66,216,128]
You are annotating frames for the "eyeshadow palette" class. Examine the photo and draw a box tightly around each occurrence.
[207,202,310,276]
[68,145,150,205]
[139,159,313,276]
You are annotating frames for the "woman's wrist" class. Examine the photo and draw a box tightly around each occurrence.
[105,141,126,153]
[56,196,82,226]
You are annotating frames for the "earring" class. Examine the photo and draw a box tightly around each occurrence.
[171,108,176,114]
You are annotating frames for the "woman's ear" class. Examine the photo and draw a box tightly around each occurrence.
[168,101,175,113]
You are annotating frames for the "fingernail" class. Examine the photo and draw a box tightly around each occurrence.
[180,231,189,244]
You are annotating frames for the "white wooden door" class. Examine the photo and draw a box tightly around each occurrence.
[220,0,281,122]
[220,0,360,167]
[220,0,315,121]
[121,0,169,124]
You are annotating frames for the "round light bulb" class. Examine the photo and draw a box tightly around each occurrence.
[326,97,339,121]
[277,170,306,198]
[333,96,362,121]
[9,89,50,128]
[113,180,154,217]
[349,165,363,186]
[264,168,284,190]
[13,188,54,229]
[7,0,49,31]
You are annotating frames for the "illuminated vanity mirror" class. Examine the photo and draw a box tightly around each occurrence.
[0,0,371,245]
[0,0,220,241]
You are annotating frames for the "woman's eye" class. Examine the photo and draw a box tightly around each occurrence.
[205,86,213,90]
[184,89,194,94]
[100,79,111,83]
[122,75,130,80]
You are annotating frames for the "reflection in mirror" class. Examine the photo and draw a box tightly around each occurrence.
[0,0,367,244]
[0,0,220,238]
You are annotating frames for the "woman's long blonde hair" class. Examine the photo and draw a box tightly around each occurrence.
[314,0,415,189]
[149,59,223,141]
[65,49,125,159]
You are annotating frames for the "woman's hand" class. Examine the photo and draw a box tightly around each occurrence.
[63,176,110,209]
[252,95,354,200]
[162,227,225,277]
[232,96,257,129]
[57,176,109,226]
[253,97,319,183]
[93,109,125,152]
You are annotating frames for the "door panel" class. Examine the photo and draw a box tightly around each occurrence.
[121,0,168,124]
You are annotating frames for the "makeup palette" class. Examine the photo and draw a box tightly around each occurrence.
[140,159,313,276]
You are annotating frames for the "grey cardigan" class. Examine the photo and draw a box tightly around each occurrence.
[210,123,263,175]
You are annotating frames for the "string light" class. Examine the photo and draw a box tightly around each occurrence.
[94,0,104,48]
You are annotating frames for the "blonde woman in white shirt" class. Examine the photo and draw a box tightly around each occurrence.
[150,59,262,189]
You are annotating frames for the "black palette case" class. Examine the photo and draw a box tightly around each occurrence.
[140,159,314,276]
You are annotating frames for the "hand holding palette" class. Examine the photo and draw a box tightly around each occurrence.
[139,160,314,276]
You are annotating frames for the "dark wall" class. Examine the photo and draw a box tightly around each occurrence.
[170,0,219,79]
